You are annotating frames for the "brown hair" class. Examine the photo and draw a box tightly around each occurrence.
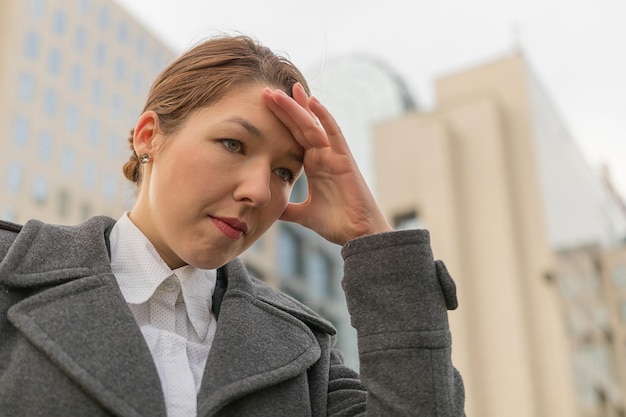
[123,35,310,184]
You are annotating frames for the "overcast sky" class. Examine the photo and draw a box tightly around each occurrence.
[114,0,626,196]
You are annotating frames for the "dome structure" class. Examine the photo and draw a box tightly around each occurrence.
[306,55,417,193]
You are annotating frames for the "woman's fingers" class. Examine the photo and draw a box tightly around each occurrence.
[307,94,353,157]
[262,86,329,149]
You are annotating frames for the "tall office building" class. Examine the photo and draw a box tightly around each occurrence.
[0,0,174,225]
[373,53,626,417]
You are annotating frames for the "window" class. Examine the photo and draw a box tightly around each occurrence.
[32,175,49,205]
[290,174,307,203]
[38,132,53,162]
[52,9,66,35]
[29,0,44,18]
[43,89,58,116]
[18,72,35,101]
[83,162,97,188]
[87,120,101,146]
[74,26,87,51]
[77,0,90,13]
[66,104,80,131]
[135,36,146,58]
[58,188,71,218]
[69,65,83,90]
[116,22,128,43]
[98,6,110,29]
[278,225,304,276]
[6,162,23,195]
[114,57,125,82]
[48,49,62,75]
[24,31,39,58]
[91,79,103,105]
[61,146,76,175]
[110,95,123,120]
[394,210,424,230]
[614,264,626,288]
[305,250,334,299]
[94,42,106,66]
[560,276,578,299]
[1,206,16,222]
[619,300,626,323]
[12,116,29,146]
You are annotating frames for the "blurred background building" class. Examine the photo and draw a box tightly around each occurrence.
[0,0,173,224]
[374,53,626,417]
[3,1,626,416]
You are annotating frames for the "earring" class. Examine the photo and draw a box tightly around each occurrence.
[140,153,150,164]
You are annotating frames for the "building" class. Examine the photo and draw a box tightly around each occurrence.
[0,0,174,225]
[555,244,626,417]
[373,52,626,416]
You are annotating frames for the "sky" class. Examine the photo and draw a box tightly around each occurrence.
[114,0,626,197]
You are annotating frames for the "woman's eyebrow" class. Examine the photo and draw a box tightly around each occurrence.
[226,117,264,140]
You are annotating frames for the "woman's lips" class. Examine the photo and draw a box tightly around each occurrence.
[211,216,248,240]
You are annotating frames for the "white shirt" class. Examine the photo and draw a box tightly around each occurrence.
[109,212,218,417]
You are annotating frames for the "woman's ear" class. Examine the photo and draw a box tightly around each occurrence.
[133,111,159,156]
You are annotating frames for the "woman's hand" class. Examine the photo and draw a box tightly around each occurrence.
[262,83,393,246]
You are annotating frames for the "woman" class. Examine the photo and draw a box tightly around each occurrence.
[0,35,464,416]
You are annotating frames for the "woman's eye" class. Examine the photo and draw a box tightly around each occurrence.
[221,139,242,152]
[275,167,295,183]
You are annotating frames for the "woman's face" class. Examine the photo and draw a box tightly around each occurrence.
[130,84,304,270]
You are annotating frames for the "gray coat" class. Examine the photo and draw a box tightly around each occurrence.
[0,216,464,416]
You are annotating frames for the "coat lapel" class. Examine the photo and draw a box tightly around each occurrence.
[197,260,333,416]
[1,217,166,417]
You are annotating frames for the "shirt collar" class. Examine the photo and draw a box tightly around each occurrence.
[174,264,216,339]
[109,212,216,338]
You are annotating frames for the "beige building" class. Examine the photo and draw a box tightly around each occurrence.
[374,53,626,416]
[0,0,174,225]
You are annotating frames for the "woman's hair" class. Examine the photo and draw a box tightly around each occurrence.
[123,35,310,184]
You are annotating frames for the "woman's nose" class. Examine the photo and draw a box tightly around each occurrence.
[233,166,271,208]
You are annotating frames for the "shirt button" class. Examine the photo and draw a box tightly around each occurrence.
[164,282,175,292]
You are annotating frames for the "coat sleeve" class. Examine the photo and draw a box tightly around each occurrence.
[331,228,465,416]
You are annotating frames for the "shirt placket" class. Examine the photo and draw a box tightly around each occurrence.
[151,275,197,417]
